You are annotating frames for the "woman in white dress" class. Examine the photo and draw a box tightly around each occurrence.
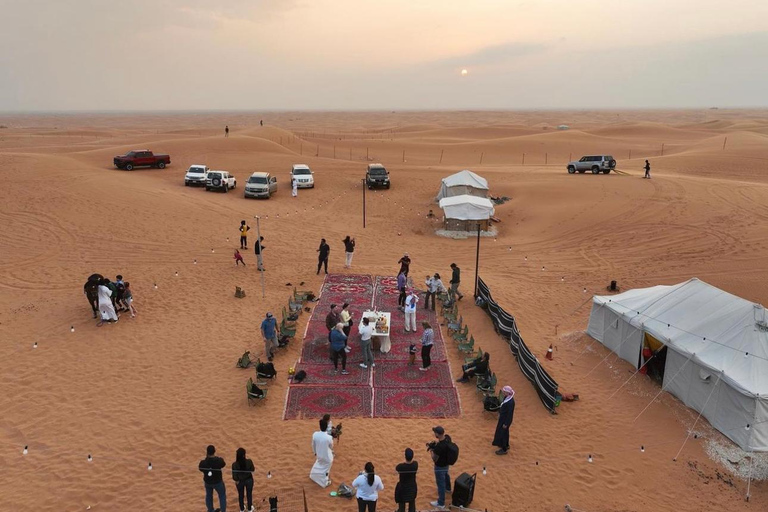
[291,177,298,197]
[97,279,118,325]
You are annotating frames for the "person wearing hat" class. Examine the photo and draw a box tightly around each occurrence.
[261,312,278,361]
[492,386,516,455]
[395,447,418,512]
[427,426,452,510]
[404,289,419,332]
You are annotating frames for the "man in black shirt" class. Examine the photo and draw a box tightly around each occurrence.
[449,263,464,301]
[317,238,330,274]
[644,160,651,179]
[428,426,452,510]
[254,236,265,271]
[199,445,227,512]
[457,352,490,383]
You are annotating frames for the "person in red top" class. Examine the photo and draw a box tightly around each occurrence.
[234,249,246,266]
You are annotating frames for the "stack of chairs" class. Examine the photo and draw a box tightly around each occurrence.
[281,287,313,339]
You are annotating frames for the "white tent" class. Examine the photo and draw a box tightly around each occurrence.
[439,195,495,221]
[587,278,768,451]
[436,170,489,201]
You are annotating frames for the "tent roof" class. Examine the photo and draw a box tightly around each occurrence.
[438,195,495,220]
[441,170,489,190]
[593,278,768,395]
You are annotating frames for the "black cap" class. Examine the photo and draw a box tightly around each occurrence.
[432,426,445,435]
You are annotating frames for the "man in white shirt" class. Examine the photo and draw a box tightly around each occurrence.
[358,316,375,369]
[310,418,334,488]
[404,289,419,332]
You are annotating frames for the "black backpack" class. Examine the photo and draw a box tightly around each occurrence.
[483,395,501,412]
[445,437,459,466]
[257,361,277,378]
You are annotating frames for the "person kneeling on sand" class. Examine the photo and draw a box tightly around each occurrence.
[310,418,334,488]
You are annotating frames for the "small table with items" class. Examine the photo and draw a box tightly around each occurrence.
[362,310,391,353]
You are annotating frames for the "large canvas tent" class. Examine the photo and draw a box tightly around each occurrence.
[438,195,494,231]
[587,278,768,451]
[435,170,489,201]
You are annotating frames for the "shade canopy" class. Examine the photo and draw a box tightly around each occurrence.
[436,170,489,201]
[439,195,495,221]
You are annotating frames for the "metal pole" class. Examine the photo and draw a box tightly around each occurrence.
[474,222,480,298]
[362,178,366,228]
[255,216,266,298]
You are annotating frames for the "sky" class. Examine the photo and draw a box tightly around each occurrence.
[0,0,766,111]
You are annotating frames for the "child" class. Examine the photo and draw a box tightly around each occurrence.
[234,249,246,266]
[122,282,137,318]
[408,343,417,365]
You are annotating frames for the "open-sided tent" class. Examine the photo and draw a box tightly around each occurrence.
[587,278,768,451]
[438,195,494,231]
[436,170,489,201]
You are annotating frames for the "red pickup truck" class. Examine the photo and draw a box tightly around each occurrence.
[113,150,171,170]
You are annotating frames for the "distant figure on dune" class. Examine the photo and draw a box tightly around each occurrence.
[310,417,334,488]
[199,445,227,512]
[260,120,263,127]
[644,160,651,179]
[317,238,330,274]
[225,125,229,137]
[343,235,356,268]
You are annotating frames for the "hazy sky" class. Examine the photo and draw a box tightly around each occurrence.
[1,0,766,111]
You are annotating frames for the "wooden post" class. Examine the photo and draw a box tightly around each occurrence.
[439,149,444,164]
[280,136,282,145]
[569,152,572,162]
[334,146,336,159]
[350,148,352,160]
[723,137,728,150]
[480,152,484,164]
[300,142,303,155]
[316,144,319,157]
[661,143,665,156]
[522,153,525,165]
[545,152,548,165]
[367,147,369,160]
[629,149,631,160]
[402,149,405,162]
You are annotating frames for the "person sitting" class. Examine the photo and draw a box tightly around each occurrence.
[457,352,490,383]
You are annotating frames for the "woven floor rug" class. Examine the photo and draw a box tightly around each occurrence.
[292,362,371,386]
[373,360,454,388]
[374,386,461,418]
[283,385,372,419]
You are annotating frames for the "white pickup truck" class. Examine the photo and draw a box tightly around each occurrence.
[184,164,210,186]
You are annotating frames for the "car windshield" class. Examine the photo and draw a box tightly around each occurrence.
[189,168,205,174]
[248,176,268,184]
[369,168,387,175]
[292,169,311,175]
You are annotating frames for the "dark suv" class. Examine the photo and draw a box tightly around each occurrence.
[366,164,390,189]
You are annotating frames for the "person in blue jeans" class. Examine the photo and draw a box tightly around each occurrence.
[427,426,452,510]
[199,444,227,512]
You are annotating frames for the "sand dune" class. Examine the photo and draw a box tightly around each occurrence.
[1,110,768,512]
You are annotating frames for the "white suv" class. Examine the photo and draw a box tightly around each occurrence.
[244,172,278,199]
[567,155,617,174]
[291,164,314,188]
[184,164,210,186]
[205,170,236,192]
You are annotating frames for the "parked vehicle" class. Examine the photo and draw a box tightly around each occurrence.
[567,155,616,174]
[366,163,390,189]
[184,164,210,186]
[113,150,171,170]
[205,170,236,192]
[290,164,314,188]
[244,172,278,199]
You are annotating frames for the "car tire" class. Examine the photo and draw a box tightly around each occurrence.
[591,166,600,174]
[609,159,616,168]
[603,169,611,174]
[125,163,134,171]
[567,166,576,174]
[158,162,166,169]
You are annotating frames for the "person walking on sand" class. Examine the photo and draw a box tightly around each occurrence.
[343,236,356,268]
[239,220,250,249]
[254,236,265,271]
[122,282,137,318]
[404,289,418,332]
[330,323,349,374]
[225,125,229,137]
[199,445,227,512]
[419,321,434,371]
[358,316,375,369]
[644,159,651,179]
[317,238,330,274]
[395,448,418,512]
[449,263,464,301]
[234,249,246,266]
[492,386,516,455]
[352,461,384,512]
[261,312,278,362]
[397,270,407,311]
[232,447,254,512]
[97,278,118,326]
[398,253,411,276]
[291,177,298,198]
[310,418,334,488]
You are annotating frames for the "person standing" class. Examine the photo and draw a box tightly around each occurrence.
[644,159,651,179]
[325,304,341,343]
[83,275,100,319]
[122,282,137,318]
[199,445,227,512]
[340,302,353,344]
[449,263,464,301]
[239,220,250,250]
[492,386,516,455]
[254,236,265,271]
[291,177,298,198]
[330,323,349,374]
[97,278,118,326]
[261,312,278,362]
[352,461,384,512]
[358,316,375,369]
[232,447,255,512]
[424,273,444,311]
[396,270,407,311]
[317,238,330,274]
[427,426,453,510]
[395,448,418,512]
[343,236,356,268]
[419,321,434,371]
[398,253,411,276]
[404,290,418,332]
[310,418,334,488]
[225,125,229,137]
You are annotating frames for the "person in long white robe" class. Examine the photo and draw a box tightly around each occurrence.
[97,283,118,324]
[291,178,298,198]
[310,426,334,488]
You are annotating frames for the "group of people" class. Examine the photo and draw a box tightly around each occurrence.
[83,273,137,326]
[236,221,266,271]
[198,444,256,512]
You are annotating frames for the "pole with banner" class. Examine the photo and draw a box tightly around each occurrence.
[362,178,366,228]
[474,222,481,298]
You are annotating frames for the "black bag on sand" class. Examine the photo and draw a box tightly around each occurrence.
[278,335,291,347]
[452,472,476,507]
[483,395,501,412]
[293,370,307,382]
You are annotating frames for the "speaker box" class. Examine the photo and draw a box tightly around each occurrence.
[610,280,617,291]
[451,472,476,507]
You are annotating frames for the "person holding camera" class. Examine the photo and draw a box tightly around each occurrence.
[427,426,454,510]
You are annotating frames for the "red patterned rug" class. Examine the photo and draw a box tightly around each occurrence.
[373,361,454,388]
[374,387,461,418]
[292,362,371,386]
[284,386,372,420]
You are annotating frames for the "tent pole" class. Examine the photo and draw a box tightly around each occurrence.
[474,222,480,298]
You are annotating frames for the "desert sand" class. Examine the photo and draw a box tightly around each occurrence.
[2,109,768,511]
